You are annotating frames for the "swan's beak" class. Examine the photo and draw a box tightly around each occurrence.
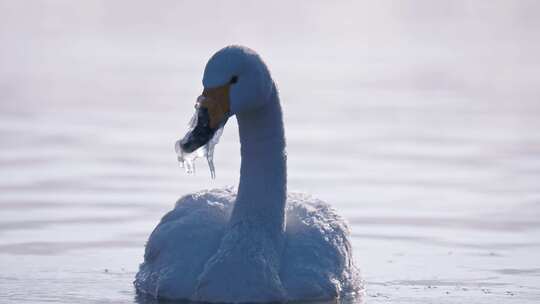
[179,90,230,153]
[199,94,230,129]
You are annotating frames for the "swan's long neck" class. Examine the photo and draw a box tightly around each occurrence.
[230,84,286,239]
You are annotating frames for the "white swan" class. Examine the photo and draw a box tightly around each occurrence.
[135,46,360,303]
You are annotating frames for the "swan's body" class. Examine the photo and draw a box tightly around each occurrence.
[135,46,360,302]
[136,189,357,302]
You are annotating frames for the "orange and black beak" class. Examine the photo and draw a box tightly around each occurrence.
[179,85,231,153]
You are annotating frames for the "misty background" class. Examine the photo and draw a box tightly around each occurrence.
[2,1,539,111]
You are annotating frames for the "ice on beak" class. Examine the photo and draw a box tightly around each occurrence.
[175,96,226,179]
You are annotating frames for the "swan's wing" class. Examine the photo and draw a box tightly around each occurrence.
[281,193,359,300]
[144,188,234,261]
[135,188,235,299]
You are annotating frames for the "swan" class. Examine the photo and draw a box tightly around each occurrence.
[135,45,360,303]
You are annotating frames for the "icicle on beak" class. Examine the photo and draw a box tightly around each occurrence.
[175,85,231,178]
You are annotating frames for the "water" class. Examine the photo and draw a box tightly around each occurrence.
[1,1,540,303]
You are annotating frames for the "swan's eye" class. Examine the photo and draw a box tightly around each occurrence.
[229,75,238,84]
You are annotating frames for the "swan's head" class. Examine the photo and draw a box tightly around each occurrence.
[179,45,273,153]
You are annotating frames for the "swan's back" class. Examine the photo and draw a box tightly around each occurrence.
[135,188,360,301]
